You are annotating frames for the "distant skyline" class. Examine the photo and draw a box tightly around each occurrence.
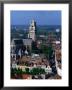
[11,11,61,25]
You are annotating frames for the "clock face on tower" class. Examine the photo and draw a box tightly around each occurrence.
[30,26,35,32]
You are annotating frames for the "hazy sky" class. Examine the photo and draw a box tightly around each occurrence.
[11,11,61,25]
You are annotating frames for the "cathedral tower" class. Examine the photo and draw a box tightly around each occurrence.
[28,20,36,41]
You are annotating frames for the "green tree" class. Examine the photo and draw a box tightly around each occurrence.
[41,44,53,59]
[39,68,45,74]
[29,68,45,75]
[16,68,22,75]
[25,68,29,74]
